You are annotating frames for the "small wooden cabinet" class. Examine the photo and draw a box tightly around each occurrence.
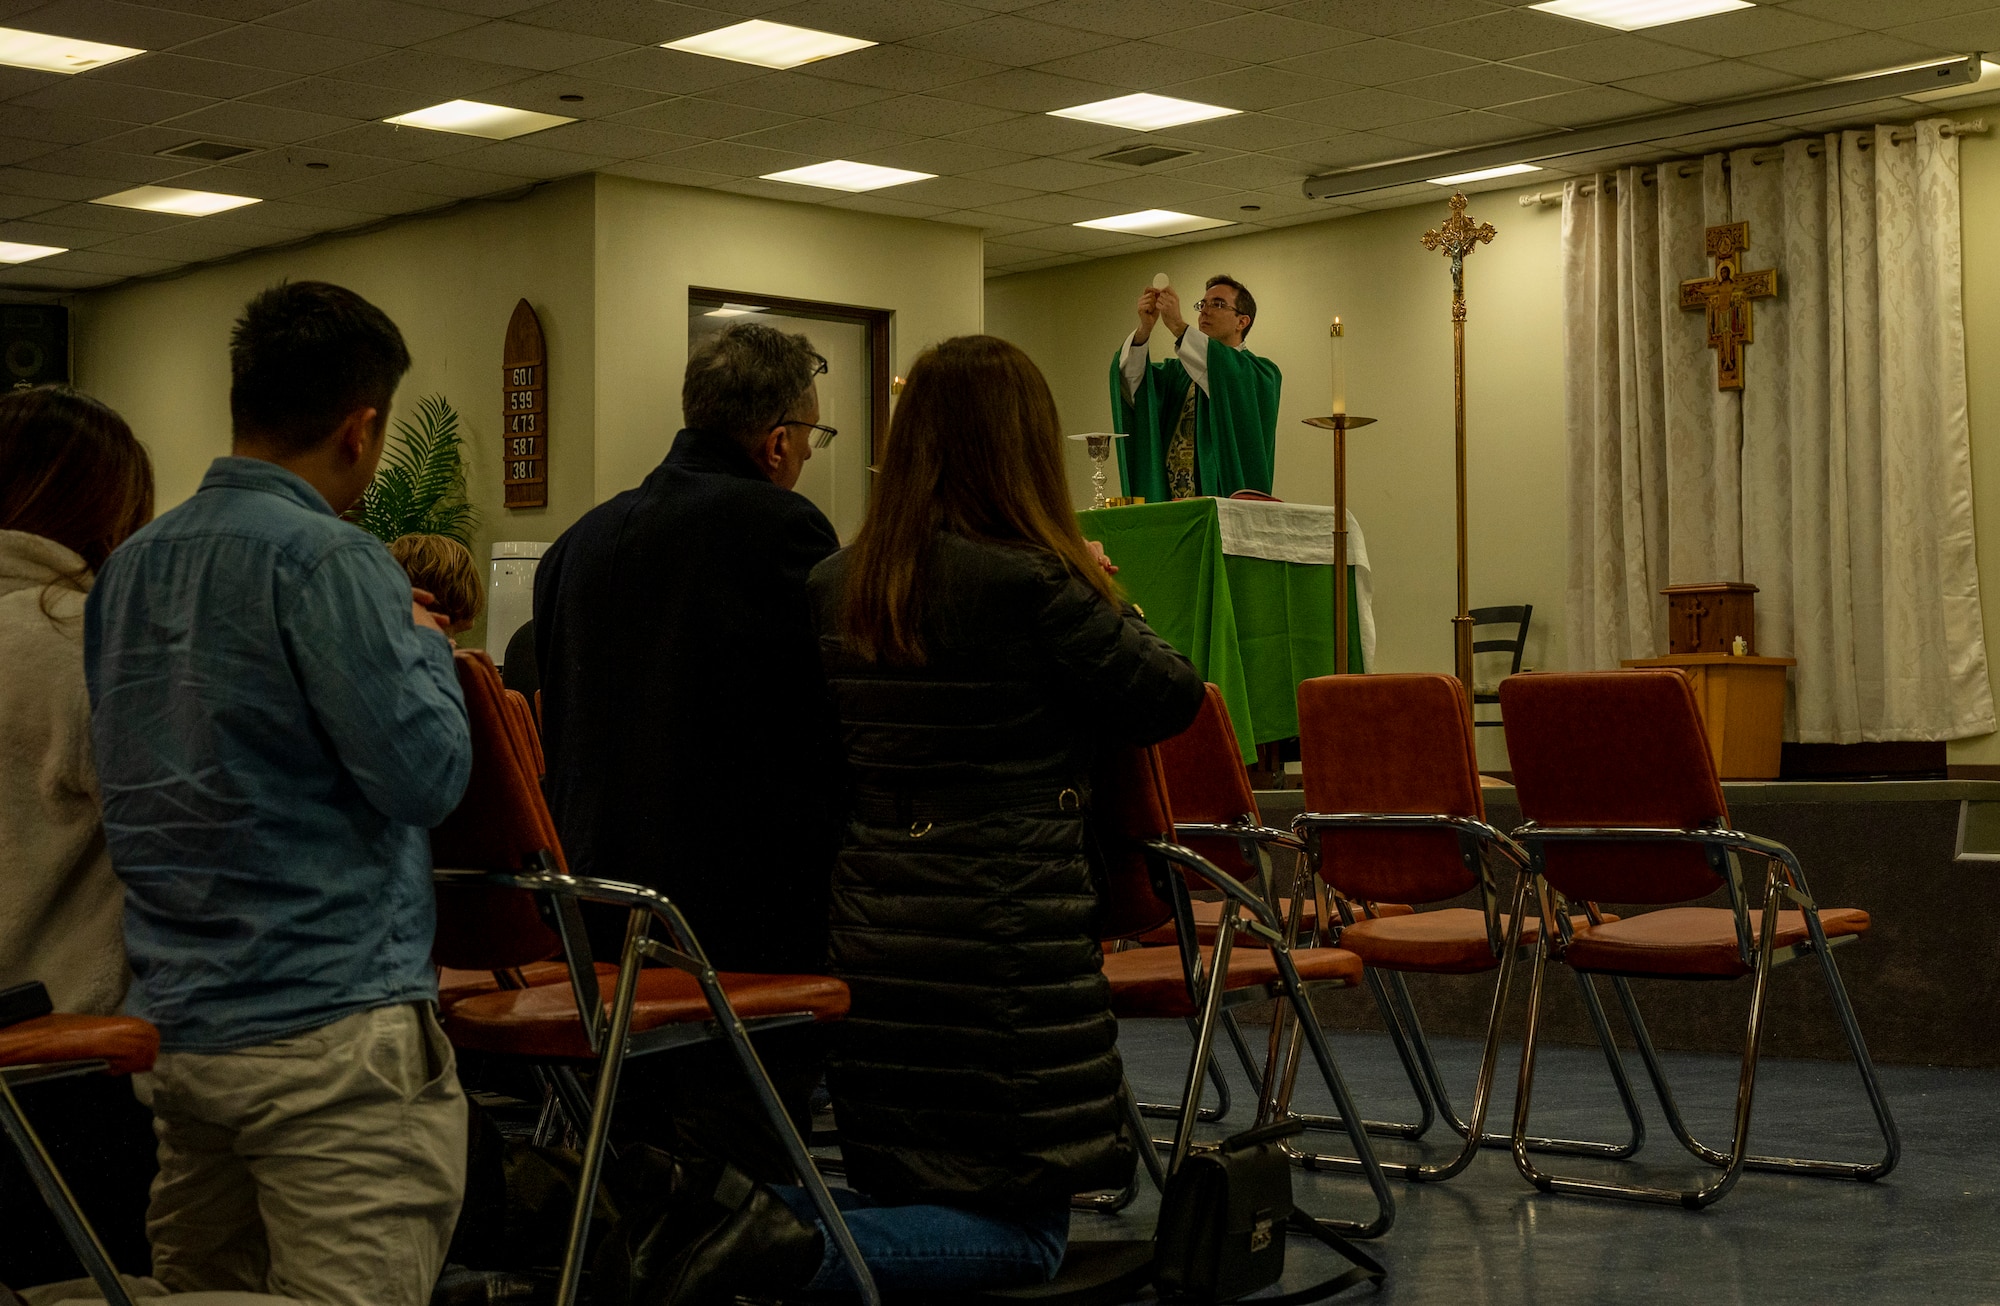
[1621,653,1795,779]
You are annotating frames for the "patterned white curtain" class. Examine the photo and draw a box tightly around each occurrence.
[1563,119,1995,743]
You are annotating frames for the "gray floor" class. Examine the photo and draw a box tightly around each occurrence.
[1085,1018,1998,1304]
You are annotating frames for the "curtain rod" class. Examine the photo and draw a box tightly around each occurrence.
[1516,118,1988,207]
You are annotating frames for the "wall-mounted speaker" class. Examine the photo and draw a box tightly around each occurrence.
[2,304,69,389]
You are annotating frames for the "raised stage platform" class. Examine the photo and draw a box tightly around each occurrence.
[1251,779,2000,1068]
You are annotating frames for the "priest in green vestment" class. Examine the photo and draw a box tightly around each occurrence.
[1110,274,1282,501]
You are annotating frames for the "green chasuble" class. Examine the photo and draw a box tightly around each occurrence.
[1111,336,1281,502]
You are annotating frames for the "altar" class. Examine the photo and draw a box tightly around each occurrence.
[1078,497,1371,764]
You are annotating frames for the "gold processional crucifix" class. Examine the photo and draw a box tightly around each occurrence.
[1678,221,1777,391]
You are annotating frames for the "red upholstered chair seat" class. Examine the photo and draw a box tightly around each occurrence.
[1562,906,1870,978]
[0,1014,158,1076]
[1104,944,1361,1020]
[1338,910,1610,975]
[445,969,851,1059]
[436,962,618,1012]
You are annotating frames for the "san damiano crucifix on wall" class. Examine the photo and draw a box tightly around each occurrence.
[1678,221,1777,391]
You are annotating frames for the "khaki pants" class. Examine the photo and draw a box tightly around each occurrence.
[134,1003,467,1306]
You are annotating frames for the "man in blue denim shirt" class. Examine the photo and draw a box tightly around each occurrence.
[85,282,472,1306]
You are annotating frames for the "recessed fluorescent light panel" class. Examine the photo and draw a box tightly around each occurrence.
[92,186,260,216]
[1528,0,1753,30]
[665,20,874,70]
[0,241,66,264]
[1910,58,2000,102]
[1429,163,1543,185]
[1075,209,1236,237]
[705,304,765,317]
[383,100,574,140]
[0,26,143,74]
[1050,94,1240,132]
[760,160,935,192]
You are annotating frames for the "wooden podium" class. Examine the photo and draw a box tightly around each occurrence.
[1621,653,1795,779]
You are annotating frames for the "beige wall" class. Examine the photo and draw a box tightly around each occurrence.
[1952,130,2000,767]
[591,174,984,503]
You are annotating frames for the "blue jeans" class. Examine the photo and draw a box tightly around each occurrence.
[771,1185,1069,1293]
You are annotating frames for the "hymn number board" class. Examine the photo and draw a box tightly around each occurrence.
[502,298,547,509]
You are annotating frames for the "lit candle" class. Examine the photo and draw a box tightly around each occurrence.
[1330,317,1346,417]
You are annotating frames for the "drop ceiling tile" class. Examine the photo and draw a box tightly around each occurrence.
[1005,253,1088,272]
[0,165,120,201]
[700,70,898,113]
[1646,6,1855,57]
[1031,39,1230,91]
[1164,68,1346,113]
[1247,205,1345,227]
[94,229,253,261]
[1502,84,1672,126]
[430,138,610,177]
[931,207,1046,233]
[795,43,1004,93]
[0,65,56,99]
[0,266,120,289]
[822,191,953,218]
[17,145,191,184]
[907,14,1118,63]
[1403,8,1596,61]
[1015,0,1239,41]
[525,118,696,157]
[710,175,820,201]
[21,198,184,232]
[338,48,530,93]
[163,100,360,145]
[1389,63,1581,110]
[1270,0,1494,38]
[242,76,435,119]
[1271,87,1453,131]
[889,174,1038,207]
[154,161,337,198]
[416,19,635,70]
[12,78,218,125]
[760,0,987,42]
[222,198,372,228]
[967,154,1126,189]
[1887,10,2000,49]
[1153,12,1365,62]
[610,96,797,139]
[0,107,132,146]
[1158,111,1341,151]
[372,157,538,193]
[570,46,767,94]
[1509,34,1714,82]
[989,222,1129,252]
[172,24,390,74]
[1267,131,1421,169]
[975,190,1110,221]
[1745,31,1944,79]
[1783,0,1991,26]
[90,53,296,99]
[825,93,1020,135]
[263,0,487,44]
[36,247,179,275]
[597,158,739,186]
[646,138,816,176]
[731,117,918,158]
[290,177,448,213]
[140,0,308,13]
[0,193,63,221]
[1387,108,1540,146]
[481,73,666,117]
[1060,172,1236,208]
[5,0,230,49]
[309,120,487,160]
[509,0,743,44]
[0,219,130,254]
[1170,150,1305,189]
[851,136,1030,175]
[1272,39,1478,88]
[945,111,1127,155]
[1615,59,1803,104]
[0,134,57,167]
[216,144,411,183]
[934,67,1124,111]
[1182,188,1321,219]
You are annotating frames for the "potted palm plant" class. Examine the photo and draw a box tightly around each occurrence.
[349,393,478,547]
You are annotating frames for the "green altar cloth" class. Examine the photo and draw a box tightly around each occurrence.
[1078,498,1365,765]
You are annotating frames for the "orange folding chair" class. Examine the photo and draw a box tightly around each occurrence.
[1095,743,1395,1237]
[430,651,879,1304]
[0,1007,159,1306]
[1501,670,1899,1207]
[1291,673,1644,1182]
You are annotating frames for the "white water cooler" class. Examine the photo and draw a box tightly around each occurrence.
[486,541,549,668]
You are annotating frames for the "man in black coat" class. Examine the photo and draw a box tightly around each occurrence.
[534,322,840,1176]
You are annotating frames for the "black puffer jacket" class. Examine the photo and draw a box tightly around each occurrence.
[807,534,1204,1208]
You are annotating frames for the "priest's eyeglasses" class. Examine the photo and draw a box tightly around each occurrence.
[785,420,839,448]
[1193,297,1244,314]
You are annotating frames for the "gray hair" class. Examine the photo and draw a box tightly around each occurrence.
[682,322,826,449]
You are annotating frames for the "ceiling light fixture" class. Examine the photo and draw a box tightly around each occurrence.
[1074,209,1235,237]
[760,160,935,191]
[1303,54,1982,201]
[1428,163,1543,185]
[666,20,874,70]
[0,241,66,264]
[0,25,143,74]
[91,185,260,216]
[1050,93,1240,132]
[383,100,574,140]
[1527,0,1752,31]
[704,304,765,317]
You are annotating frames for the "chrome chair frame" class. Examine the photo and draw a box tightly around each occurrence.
[1508,822,1901,1208]
[434,865,880,1306]
[1137,832,1397,1238]
[1273,812,1644,1182]
[0,1059,138,1306]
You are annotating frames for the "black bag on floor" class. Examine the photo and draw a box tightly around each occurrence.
[1152,1120,1383,1304]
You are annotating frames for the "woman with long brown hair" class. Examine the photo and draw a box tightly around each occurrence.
[0,383,157,1287]
[642,336,1203,1301]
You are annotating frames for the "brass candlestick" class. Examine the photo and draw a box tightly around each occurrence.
[1068,431,1127,510]
[1302,414,1376,674]
[1422,192,1496,707]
